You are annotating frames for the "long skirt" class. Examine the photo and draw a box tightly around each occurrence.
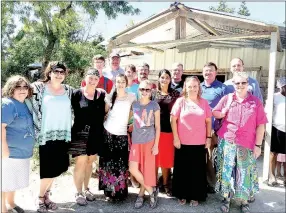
[172,144,207,202]
[2,158,30,192]
[215,138,259,201]
[39,140,70,179]
[156,132,174,168]
[98,129,129,200]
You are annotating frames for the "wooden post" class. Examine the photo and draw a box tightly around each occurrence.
[262,31,278,182]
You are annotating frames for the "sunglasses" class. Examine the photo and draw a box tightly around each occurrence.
[15,85,29,90]
[234,82,248,86]
[52,70,66,75]
[139,88,151,93]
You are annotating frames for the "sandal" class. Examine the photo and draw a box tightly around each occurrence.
[11,206,25,213]
[178,199,186,205]
[241,203,251,213]
[44,191,58,210]
[220,199,230,213]
[189,200,199,207]
[84,188,96,201]
[149,188,159,209]
[134,196,144,209]
[37,197,47,213]
[75,193,88,206]
[163,185,172,197]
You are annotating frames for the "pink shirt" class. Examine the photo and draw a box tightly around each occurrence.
[213,93,268,150]
[171,97,212,145]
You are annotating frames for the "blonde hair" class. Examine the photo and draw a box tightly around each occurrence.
[2,75,33,98]
[182,76,202,99]
[139,79,153,88]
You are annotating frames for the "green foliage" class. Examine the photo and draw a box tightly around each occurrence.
[237,1,250,16]
[209,1,235,14]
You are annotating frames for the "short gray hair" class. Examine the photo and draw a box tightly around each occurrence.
[172,62,183,70]
[232,71,249,80]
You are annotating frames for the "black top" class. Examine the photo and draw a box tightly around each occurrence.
[152,89,180,132]
[71,89,106,153]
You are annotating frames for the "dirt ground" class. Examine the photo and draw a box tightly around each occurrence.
[13,157,286,213]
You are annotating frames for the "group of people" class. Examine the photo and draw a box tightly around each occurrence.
[2,52,285,213]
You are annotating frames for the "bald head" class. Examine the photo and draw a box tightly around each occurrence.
[230,58,244,73]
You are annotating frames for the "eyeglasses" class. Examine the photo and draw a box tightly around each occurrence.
[234,82,248,86]
[52,70,66,75]
[139,88,151,93]
[15,85,29,90]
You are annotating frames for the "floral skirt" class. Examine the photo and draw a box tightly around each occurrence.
[215,138,259,201]
[98,129,129,200]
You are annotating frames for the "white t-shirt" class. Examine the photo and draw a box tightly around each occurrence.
[273,92,286,132]
[104,93,136,135]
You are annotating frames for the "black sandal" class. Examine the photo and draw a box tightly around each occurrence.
[134,196,144,209]
[37,196,47,213]
[241,203,250,213]
[163,184,172,197]
[220,199,230,213]
[149,187,159,209]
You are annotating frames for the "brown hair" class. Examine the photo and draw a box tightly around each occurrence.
[2,75,33,98]
[92,54,105,63]
[203,62,218,71]
[125,64,136,73]
[41,61,68,83]
[182,76,202,99]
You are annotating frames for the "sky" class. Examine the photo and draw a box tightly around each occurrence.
[88,1,286,40]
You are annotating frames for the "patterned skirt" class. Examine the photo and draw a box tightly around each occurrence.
[215,138,259,201]
[98,129,129,200]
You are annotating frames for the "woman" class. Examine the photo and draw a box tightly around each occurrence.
[125,64,139,98]
[2,76,35,213]
[268,76,286,186]
[152,69,180,196]
[171,76,212,207]
[98,74,136,201]
[26,61,73,213]
[129,80,160,209]
[69,68,106,205]
[213,72,267,213]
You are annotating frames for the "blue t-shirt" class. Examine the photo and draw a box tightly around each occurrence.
[132,101,160,144]
[224,77,263,102]
[1,98,35,159]
[201,80,228,128]
[125,83,139,100]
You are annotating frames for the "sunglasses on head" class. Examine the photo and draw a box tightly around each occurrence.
[52,69,66,75]
[139,88,151,93]
[15,85,29,90]
[234,81,248,86]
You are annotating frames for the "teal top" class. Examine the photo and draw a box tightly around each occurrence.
[39,87,72,145]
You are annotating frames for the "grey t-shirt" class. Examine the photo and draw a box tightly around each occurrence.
[132,101,160,144]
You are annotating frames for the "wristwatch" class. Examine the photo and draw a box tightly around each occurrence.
[255,144,262,148]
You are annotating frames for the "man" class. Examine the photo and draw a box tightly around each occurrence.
[81,54,113,93]
[224,57,263,102]
[102,52,125,83]
[201,62,228,194]
[170,62,184,94]
[224,57,263,203]
[135,63,156,89]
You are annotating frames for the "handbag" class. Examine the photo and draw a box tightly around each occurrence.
[213,94,233,134]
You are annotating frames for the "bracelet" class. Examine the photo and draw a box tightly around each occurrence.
[255,144,262,148]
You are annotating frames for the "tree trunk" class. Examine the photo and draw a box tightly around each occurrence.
[41,34,57,74]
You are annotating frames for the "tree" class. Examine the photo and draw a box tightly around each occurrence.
[3,1,140,72]
[237,1,250,16]
[209,1,235,14]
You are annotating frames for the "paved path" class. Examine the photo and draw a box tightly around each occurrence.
[14,157,285,213]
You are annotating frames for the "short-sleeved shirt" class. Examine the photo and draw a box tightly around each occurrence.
[171,80,184,94]
[81,76,113,93]
[213,93,268,150]
[103,67,125,83]
[132,101,160,144]
[126,83,139,100]
[1,98,35,159]
[152,89,180,132]
[171,97,212,145]
[201,80,228,127]
[224,77,263,102]
[272,92,286,132]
